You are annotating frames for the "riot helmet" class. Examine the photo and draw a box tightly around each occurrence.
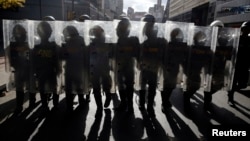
[116,16,131,38]
[89,25,105,42]
[37,21,52,40]
[217,28,232,46]
[241,21,250,36]
[141,13,155,23]
[43,16,56,21]
[193,31,206,46]
[63,26,79,42]
[170,28,184,42]
[78,14,90,22]
[142,14,156,38]
[12,24,27,42]
[210,20,224,27]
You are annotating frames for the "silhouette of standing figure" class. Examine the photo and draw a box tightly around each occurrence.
[89,25,112,117]
[33,21,61,113]
[7,24,36,114]
[139,14,165,117]
[161,24,189,113]
[61,25,86,111]
[183,29,213,109]
[115,17,140,113]
[228,21,250,105]
[78,14,91,103]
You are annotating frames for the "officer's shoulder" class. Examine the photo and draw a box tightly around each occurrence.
[129,36,139,42]
[157,37,167,42]
[157,37,167,45]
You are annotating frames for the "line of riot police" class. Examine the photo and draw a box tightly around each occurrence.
[3,14,242,117]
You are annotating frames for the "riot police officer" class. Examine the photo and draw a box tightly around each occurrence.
[161,24,189,113]
[78,14,91,103]
[89,25,113,117]
[183,28,213,109]
[32,20,61,112]
[139,14,165,117]
[7,24,36,114]
[115,16,140,113]
[61,25,86,111]
[228,21,250,105]
[204,20,225,110]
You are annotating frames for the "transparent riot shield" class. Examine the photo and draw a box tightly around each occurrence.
[163,21,192,91]
[3,19,34,93]
[113,20,141,92]
[87,20,116,94]
[184,25,216,92]
[56,21,89,95]
[31,20,62,94]
[139,22,166,91]
[211,27,240,91]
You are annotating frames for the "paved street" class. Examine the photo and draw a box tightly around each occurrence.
[0,59,250,141]
[1,88,250,141]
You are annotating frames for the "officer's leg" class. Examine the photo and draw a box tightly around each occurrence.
[65,79,74,112]
[52,92,59,109]
[147,73,157,117]
[29,92,36,109]
[93,88,103,117]
[161,88,173,113]
[38,79,49,111]
[15,91,24,114]
[115,74,127,111]
[139,72,146,111]
[204,91,214,110]
[183,89,196,106]
[147,85,156,117]
[126,72,135,113]
[228,74,238,106]
[103,75,112,108]
[139,90,146,111]
[51,77,59,108]
[127,85,134,113]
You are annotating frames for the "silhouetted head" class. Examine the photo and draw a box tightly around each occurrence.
[116,16,131,38]
[12,24,27,42]
[63,26,79,42]
[193,31,206,46]
[89,25,105,42]
[241,21,250,36]
[218,28,232,46]
[170,28,184,42]
[142,14,156,38]
[37,21,52,40]
[78,14,90,22]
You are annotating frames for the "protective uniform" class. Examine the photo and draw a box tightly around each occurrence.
[88,21,115,117]
[161,21,191,112]
[77,14,91,103]
[32,21,62,111]
[3,20,36,114]
[183,26,214,108]
[60,23,87,111]
[114,17,140,113]
[139,14,166,117]
[204,20,240,110]
[228,21,250,105]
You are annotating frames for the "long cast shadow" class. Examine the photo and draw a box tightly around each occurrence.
[140,110,170,141]
[112,111,144,141]
[87,109,112,141]
[30,99,89,141]
[0,105,48,141]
